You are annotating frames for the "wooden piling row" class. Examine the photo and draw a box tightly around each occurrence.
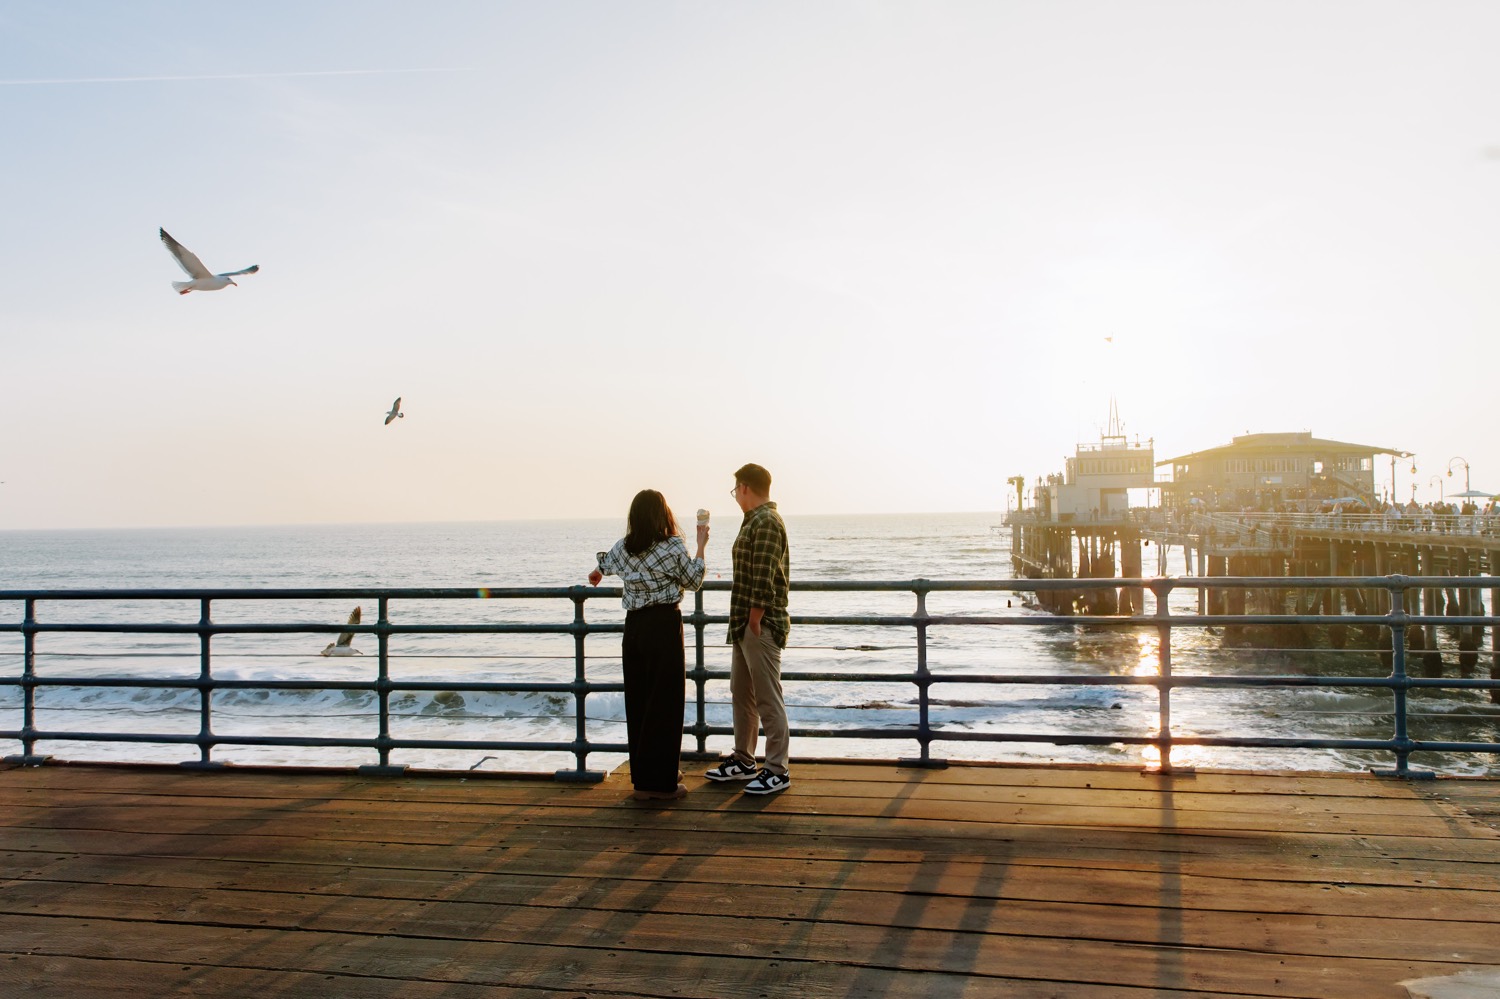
[1008,517,1500,701]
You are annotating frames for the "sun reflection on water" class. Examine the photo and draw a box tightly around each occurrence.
[1133,633,1160,676]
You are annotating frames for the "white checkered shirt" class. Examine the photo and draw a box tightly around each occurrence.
[597,535,706,611]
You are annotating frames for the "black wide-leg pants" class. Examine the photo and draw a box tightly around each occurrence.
[621,602,686,793]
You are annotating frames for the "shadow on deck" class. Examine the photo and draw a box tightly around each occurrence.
[1,760,1497,998]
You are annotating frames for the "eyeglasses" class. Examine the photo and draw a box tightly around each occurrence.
[729,483,741,498]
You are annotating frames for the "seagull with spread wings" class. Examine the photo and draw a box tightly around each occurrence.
[159,228,259,294]
[320,606,364,657]
[385,397,404,425]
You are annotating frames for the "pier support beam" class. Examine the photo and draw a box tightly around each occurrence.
[1492,580,1500,704]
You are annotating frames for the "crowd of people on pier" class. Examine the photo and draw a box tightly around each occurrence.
[1176,498,1499,539]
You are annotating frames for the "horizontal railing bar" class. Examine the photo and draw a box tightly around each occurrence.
[0,587,626,600]
[9,725,1489,756]
[0,730,620,752]
[0,623,625,635]
[8,671,1494,692]
[6,574,1500,602]
[0,652,597,660]
[0,676,626,692]
[7,613,1500,635]
[580,724,1492,755]
[0,646,1459,662]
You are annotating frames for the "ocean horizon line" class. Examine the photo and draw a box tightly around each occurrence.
[0,509,1000,537]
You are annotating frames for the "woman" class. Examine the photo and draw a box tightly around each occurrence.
[589,490,708,801]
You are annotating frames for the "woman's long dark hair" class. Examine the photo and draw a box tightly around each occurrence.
[624,489,681,556]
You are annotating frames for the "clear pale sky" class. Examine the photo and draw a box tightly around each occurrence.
[3,2,1498,530]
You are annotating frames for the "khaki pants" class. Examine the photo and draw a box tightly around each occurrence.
[729,628,788,774]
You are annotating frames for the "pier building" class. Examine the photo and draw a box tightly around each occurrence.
[1032,430,1154,522]
[1158,431,1409,510]
[1011,412,1155,616]
[1007,426,1500,697]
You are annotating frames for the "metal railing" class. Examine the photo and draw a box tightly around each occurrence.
[1192,510,1499,539]
[1005,507,1500,538]
[2,576,1498,779]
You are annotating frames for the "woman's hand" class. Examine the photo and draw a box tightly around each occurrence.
[588,569,603,587]
[695,523,709,558]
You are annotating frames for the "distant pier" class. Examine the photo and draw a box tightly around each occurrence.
[1006,508,1500,699]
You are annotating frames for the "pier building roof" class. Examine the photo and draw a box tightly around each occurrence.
[1158,431,1409,466]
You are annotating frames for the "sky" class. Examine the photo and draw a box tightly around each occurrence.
[3,1,1499,530]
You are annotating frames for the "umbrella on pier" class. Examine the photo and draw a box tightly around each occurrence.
[1450,489,1494,499]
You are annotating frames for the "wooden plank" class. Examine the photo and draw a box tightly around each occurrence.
[4,766,1496,841]
[2,792,1480,842]
[3,954,545,999]
[0,909,1466,999]
[4,769,1483,860]
[0,948,1292,999]
[21,812,1497,890]
[5,775,1498,871]
[7,758,1467,800]
[11,815,1500,894]
[9,854,1500,961]
[2,824,1494,923]
[0,773,1462,818]
[6,792,1496,868]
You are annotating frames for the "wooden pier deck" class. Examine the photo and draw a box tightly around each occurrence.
[2,760,1498,998]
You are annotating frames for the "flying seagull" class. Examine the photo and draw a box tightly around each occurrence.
[385,397,404,425]
[320,606,364,657]
[159,228,259,294]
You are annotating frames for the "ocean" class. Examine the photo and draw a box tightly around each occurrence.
[3,513,1497,776]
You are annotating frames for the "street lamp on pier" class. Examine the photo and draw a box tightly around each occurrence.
[1448,457,1470,494]
[1429,475,1445,504]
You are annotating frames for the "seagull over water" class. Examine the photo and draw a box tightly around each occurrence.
[159,228,259,294]
[320,606,364,657]
[385,397,404,425]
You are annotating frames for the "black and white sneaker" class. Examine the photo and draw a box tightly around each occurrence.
[704,756,759,781]
[743,768,790,795]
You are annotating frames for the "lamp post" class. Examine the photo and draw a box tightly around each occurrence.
[1448,457,1470,495]
[1429,475,1445,504]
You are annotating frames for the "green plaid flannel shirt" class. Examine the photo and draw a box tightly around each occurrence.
[727,502,790,648]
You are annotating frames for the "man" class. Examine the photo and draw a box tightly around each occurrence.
[704,463,791,795]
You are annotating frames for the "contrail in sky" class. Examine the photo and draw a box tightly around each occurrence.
[0,68,471,86]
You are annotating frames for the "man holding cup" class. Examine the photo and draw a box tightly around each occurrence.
[705,463,792,795]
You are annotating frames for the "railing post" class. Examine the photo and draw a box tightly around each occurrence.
[1150,579,1187,774]
[358,596,406,775]
[556,588,605,783]
[1373,575,1434,779]
[181,598,224,769]
[899,580,947,769]
[3,598,50,766]
[689,587,708,754]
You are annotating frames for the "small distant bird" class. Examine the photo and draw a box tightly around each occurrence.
[320,606,364,657]
[159,228,259,294]
[384,397,404,425]
[1103,336,1114,343]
